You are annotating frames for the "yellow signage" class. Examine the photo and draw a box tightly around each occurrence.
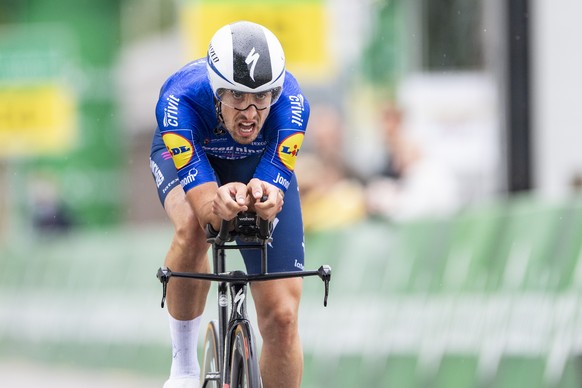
[0,83,77,157]
[180,0,332,81]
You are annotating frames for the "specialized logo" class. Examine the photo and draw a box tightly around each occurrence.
[268,217,279,248]
[234,288,245,316]
[162,132,193,169]
[245,47,260,81]
[277,133,304,170]
[232,22,271,88]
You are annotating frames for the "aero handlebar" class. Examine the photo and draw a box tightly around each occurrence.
[206,195,272,245]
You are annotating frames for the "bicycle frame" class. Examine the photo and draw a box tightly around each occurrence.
[157,212,331,387]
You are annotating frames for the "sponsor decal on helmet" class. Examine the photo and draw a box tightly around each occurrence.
[277,133,304,170]
[231,22,272,88]
[208,43,219,64]
[245,47,260,81]
[162,132,194,169]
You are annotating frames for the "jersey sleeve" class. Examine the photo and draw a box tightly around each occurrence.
[253,79,310,192]
[159,128,216,192]
[155,82,217,193]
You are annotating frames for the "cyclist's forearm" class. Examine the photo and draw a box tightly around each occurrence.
[186,182,221,230]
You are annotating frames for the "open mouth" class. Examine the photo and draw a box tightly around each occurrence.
[238,121,256,136]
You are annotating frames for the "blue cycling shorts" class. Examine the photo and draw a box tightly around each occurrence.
[150,127,304,275]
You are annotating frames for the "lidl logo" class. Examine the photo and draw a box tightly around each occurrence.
[163,132,194,169]
[278,133,304,170]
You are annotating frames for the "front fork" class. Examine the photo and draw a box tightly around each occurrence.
[221,275,249,385]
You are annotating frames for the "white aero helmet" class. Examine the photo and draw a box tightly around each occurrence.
[207,21,286,105]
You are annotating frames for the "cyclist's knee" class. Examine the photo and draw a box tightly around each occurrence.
[254,279,301,342]
[258,304,299,344]
[173,212,200,239]
[172,220,207,257]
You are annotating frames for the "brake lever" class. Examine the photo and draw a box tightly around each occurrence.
[317,265,332,307]
[157,266,172,308]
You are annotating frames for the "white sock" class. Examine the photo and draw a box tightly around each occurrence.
[168,314,201,379]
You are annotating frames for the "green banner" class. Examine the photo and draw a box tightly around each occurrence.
[0,26,78,157]
[1,1,124,227]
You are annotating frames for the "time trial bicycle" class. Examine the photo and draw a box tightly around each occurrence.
[157,211,332,388]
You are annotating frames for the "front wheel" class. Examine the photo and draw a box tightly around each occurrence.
[200,320,221,388]
[229,321,262,388]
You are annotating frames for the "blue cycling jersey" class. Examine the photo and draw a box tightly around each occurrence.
[154,58,310,194]
[150,58,309,274]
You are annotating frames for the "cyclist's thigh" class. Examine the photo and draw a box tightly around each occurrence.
[240,173,304,275]
[163,187,197,231]
[250,277,302,321]
[151,127,206,244]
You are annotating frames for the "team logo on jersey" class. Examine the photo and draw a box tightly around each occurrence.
[163,95,180,127]
[180,167,198,187]
[277,133,304,170]
[289,94,305,127]
[163,132,193,169]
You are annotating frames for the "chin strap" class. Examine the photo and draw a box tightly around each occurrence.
[214,100,226,135]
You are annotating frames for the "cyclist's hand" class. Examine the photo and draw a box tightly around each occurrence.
[247,178,283,221]
[213,182,249,221]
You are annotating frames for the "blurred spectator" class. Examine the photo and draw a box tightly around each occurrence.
[571,172,582,194]
[28,172,74,233]
[296,104,367,231]
[365,101,461,222]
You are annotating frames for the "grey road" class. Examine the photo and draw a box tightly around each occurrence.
[0,360,164,388]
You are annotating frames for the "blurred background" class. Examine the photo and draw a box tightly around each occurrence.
[1,0,582,387]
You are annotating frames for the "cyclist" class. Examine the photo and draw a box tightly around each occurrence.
[149,21,310,388]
